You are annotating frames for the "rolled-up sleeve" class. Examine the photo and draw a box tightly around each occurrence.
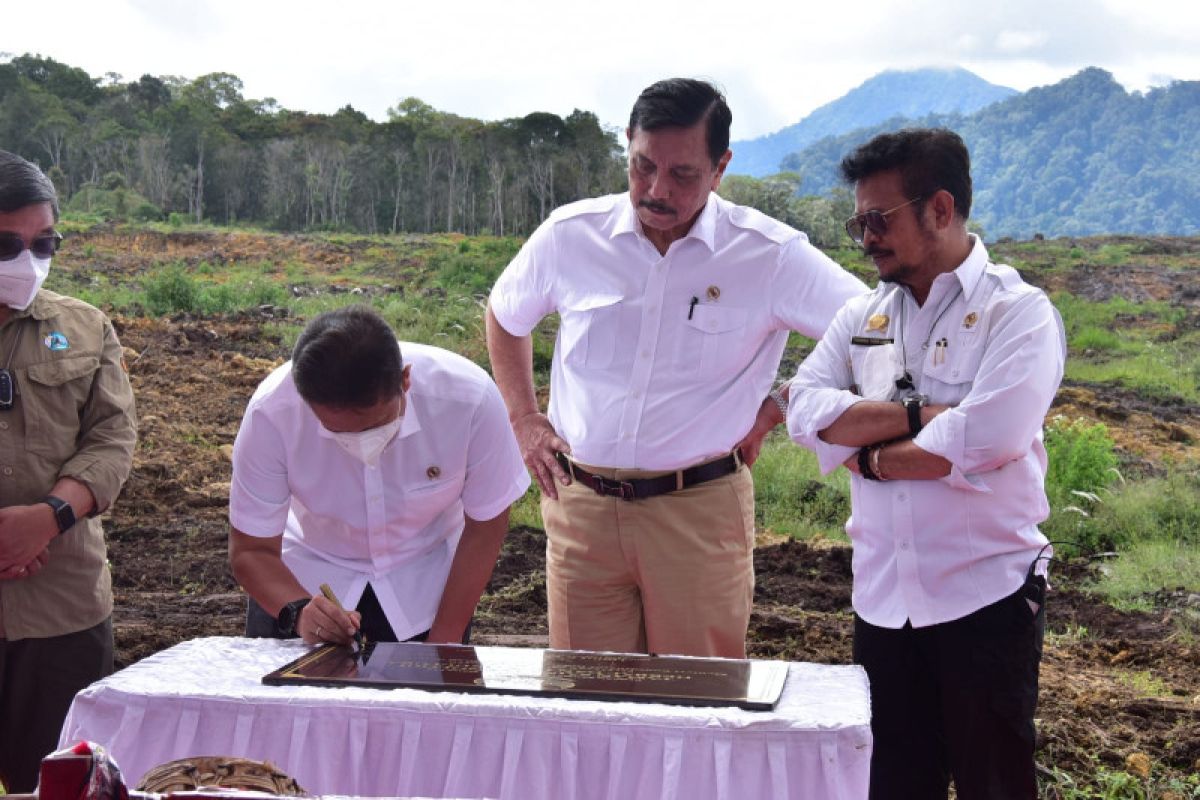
[915,291,1065,485]
[60,320,137,512]
[787,301,864,474]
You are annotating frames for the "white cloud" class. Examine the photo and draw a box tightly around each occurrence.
[994,29,1051,54]
[7,0,1200,140]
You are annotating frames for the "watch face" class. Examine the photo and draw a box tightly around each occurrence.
[277,603,297,636]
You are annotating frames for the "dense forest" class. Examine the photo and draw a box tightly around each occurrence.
[777,68,1200,239]
[3,56,1198,241]
[0,54,627,236]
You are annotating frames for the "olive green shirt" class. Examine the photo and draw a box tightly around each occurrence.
[0,290,137,640]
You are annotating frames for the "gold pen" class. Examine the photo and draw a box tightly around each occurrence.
[319,583,365,652]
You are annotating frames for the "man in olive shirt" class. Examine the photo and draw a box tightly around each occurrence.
[0,151,137,793]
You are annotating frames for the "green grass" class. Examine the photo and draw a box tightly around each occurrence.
[508,486,545,530]
[1067,345,1200,404]
[1089,538,1200,604]
[752,433,850,541]
[1113,668,1175,699]
[1050,292,1200,403]
[1041,760,1200,799]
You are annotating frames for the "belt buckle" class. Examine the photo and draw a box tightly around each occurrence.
[589,475,636,501]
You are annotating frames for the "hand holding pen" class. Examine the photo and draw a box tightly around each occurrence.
[312,582,365,652]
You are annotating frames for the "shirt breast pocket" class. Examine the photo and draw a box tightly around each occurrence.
[680,305,748,375]
[21,355,100,461]
[399,471,466,530]
[559,293,625,370]
[922,337,985,404]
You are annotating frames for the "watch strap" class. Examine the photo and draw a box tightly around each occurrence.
[40,495,76,535]
[903,397,924,436]
[277,597,311,638]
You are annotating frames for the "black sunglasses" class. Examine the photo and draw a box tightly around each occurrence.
[0,232,62,261]
[844,197,923,245]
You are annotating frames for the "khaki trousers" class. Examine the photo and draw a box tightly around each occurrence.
[542,460,755,658]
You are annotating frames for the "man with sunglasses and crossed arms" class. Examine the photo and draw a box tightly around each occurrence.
[785,128,1065,799]
[0,150,137,792]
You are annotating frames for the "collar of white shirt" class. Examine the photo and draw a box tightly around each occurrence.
[611,192,720,252]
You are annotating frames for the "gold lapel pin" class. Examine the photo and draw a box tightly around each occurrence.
[963,312,978,329]
[866,313,890,333]
[426,465,441,479]
[706,285,721,301]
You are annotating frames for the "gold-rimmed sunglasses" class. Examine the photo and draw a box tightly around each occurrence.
[844,197,923,245]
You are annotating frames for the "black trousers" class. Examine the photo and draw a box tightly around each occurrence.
[854,573,1045,800]
[245,583,471,644]
[0,617,114,794]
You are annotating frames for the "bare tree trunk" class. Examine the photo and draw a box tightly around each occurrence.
[391,149,409,234]
[192,139,205,223]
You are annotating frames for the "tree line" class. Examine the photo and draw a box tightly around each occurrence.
[0,54,628,236]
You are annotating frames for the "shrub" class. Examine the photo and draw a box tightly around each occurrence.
[144,267,200,315]
[1045,416,1118,501]
[1041,416,1121,552]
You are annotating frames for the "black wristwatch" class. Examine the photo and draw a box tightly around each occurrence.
[276,597,311,638]
[40,495,77,535]
[901,395,925,436]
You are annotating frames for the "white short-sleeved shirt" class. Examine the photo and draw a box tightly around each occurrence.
[787,237,1067,629]
[230,342,530,640]
[489,192,867,470]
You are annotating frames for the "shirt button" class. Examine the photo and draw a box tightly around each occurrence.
[897,492,907,501]
[952,370,959,377]
[2,466,11,476]
[900,542,909,550]
[0,421,8,429]
[641,350,650,359]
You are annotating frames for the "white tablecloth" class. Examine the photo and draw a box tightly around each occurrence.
[60,637,871,799]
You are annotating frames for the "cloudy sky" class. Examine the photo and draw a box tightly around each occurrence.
[7,0,1200,141]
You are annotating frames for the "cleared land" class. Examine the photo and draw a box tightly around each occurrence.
[49,226,1200,797]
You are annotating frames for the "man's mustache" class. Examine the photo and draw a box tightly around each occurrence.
[865,247,891,258]
[639,200,676,216]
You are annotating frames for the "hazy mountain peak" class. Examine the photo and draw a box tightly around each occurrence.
[729,66,1017,177]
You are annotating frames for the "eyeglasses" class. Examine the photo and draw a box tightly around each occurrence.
[0,232,62,261]
[844,197,923,245]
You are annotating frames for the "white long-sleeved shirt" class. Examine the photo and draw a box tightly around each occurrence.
[787,236,1066,628]
[490,192,867,470]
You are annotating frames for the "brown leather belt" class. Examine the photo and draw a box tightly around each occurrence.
[555,451,741,501]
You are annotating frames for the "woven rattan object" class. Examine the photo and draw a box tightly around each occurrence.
[135,756,307,796]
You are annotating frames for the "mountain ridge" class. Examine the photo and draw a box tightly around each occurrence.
[729,67,1018,177]
[776,67,1200,238]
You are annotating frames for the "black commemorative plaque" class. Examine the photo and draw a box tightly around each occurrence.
[263,641,789,711]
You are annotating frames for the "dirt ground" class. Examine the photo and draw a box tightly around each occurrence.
[78,229,1200,791]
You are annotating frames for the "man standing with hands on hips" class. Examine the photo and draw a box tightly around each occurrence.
[0,150,138,792]
[486,78,865,658]
[787,128,1065,798]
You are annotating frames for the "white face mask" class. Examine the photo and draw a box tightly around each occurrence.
[0,250,51,310]
[324,415,403,466]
